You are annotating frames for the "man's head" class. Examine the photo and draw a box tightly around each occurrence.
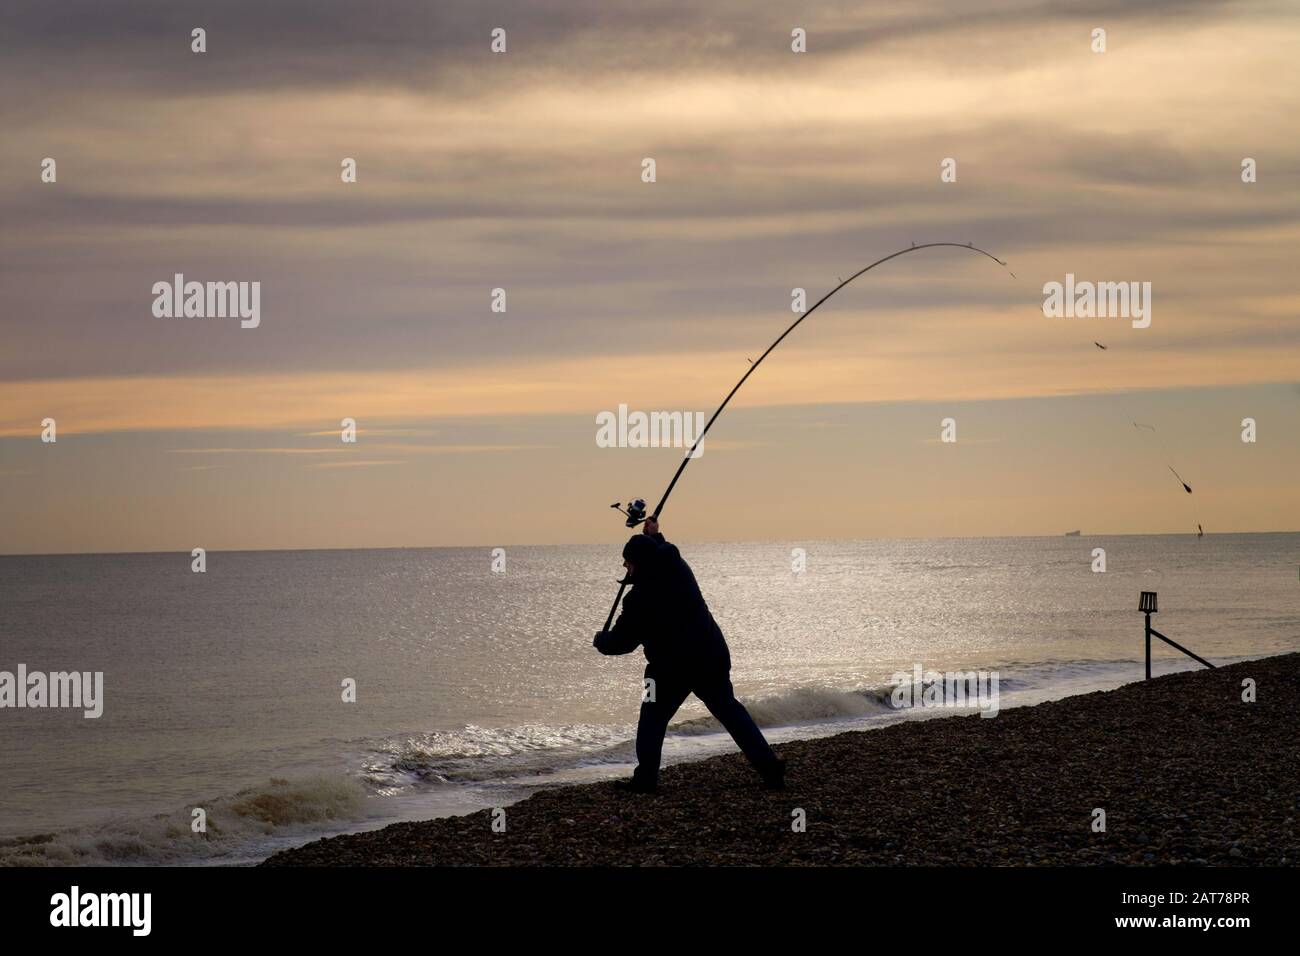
[622,533,659,579]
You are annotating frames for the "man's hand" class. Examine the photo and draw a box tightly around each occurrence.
[643,516,659,536]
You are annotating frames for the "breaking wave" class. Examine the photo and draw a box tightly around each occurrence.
[361,723,636,787]
[0,775,369,867]
[674,684,898,734]
[364,681,909,787]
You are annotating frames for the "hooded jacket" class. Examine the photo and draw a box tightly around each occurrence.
[594,533,731,675]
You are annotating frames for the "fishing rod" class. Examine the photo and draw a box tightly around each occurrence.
[600,241,1013,632]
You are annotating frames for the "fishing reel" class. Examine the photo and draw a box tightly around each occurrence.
[609,498,647,528]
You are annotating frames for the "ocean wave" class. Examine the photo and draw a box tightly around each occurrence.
[361,723,636,786]
[363,682,909,785]
[359,659,1155,788]
[673,684,897,735]
[0,775,369,867]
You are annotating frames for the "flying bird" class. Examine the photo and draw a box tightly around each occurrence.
[1094,341,1107,350]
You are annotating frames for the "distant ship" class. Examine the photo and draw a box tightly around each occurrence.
[1064,529,1081,536]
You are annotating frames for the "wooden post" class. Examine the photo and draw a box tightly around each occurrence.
[1137,590,1214,678]
[1144,612,1152,680]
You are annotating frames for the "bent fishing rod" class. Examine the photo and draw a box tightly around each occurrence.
[600,241,1012,632]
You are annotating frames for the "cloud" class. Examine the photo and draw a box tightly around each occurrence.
[167,447,347,455]
[300,427,439,438]
[0,0,1251,99]
[306,459,409,469]
[3,335,1297,438]
[4,5,1298,385]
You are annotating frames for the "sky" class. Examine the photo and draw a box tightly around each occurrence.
[1,0,1297,553]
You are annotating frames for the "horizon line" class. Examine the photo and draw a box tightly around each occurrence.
[3,528,1297,559]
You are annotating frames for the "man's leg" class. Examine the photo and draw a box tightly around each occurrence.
[693,672,783,780]
[632,674,691,788]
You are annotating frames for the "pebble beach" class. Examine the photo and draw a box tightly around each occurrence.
[262,654,1299,866]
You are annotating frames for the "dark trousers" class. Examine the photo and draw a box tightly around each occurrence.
[634,669,778,785]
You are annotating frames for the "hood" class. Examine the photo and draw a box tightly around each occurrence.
[622,533,661,581]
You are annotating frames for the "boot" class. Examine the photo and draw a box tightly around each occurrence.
[613,773,657,794]
[759,756,786,791]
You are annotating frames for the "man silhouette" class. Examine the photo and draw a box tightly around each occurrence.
[594,517,786,792]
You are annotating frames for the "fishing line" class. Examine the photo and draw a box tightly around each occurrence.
[1130,420,1202,536]
[1092,342,1203,537]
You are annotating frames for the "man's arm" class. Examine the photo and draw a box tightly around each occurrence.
[642,516,679,562]
[594,592,648,655]
[643,515,668,548]
[592,518,672,655]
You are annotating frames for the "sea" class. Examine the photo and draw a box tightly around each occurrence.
[1,533,1297,865]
